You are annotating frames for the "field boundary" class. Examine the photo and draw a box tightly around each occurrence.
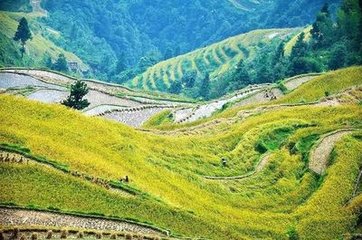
[0,205,171,236]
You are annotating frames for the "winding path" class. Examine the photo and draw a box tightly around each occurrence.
[309,130,355,175]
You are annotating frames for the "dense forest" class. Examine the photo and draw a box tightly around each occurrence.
[37,0,341,80]
[209,0,362,99]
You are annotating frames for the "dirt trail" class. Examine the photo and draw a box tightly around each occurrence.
[309,130,354,174]
[204,154,270,180]
[0,208,166,236]
[284,75,318,90]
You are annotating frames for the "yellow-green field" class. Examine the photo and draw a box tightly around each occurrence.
[0,66,361,239]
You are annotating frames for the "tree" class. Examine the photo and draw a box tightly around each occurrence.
[290,33,308,60]
[62,80,90,110]
[13,17,32,58]
[169,80,182,94]
[310,3,333,48]
[329,43,347,70]
[53,54,68,72]
[42,52,53,69]
[199,73,210,100]
[272,42,288,81]
[181,71,197,88]
[228,60,250,91]
[163,47,173,60]
[115,53,127,73]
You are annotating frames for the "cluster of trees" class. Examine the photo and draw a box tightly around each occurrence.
[0,0,32,12]
[168,71,211,100]
[43,53,69,72]
[208,0,361,99]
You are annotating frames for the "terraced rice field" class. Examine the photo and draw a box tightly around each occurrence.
[0,72,63,90]
[0,66,361,239]
[27,89,68,103]
[126,28,300,92]
[0,70,188,126]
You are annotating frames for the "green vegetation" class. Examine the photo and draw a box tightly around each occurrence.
[61,80,90,110]
[0,0,32,12]
[13,17,32,57]
[39,0,339,80]
[142,110,174,128]
[125,1,361,100]
[277,66,362,104]
[0,11,87,71]
[126,28,299,99]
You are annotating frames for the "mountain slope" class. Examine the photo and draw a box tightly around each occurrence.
[125,28,299,97]
[38,0,341,77]
[0,11,87,70]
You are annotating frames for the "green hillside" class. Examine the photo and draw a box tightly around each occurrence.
[126,28,299,97]
[0,67,361,239]
[31,0,340,80]
[0,11,87,70]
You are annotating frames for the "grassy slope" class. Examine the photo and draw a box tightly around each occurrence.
[142,110,173,128]
[210,66,362,121]
[0,11,87,69]
[276,66,362,104]
[143,66,362,131]
[0,73,361,239]
[126,28,300,92]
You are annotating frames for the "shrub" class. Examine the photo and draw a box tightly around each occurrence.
[19,234,27,240]
[31,233,38,240]
[77,232,84,238]
[60,230,68,239]
[95,233,102,239]
[254,140,268,154]
[13,228,20,238]
[125,233,133,240]
[46,230,53,239]
[286,226,299,240]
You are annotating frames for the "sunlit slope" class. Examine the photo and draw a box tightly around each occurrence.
[126,28,299,92]
[0,77,361,240]
[276,66,362,104]
[0,11,87,69]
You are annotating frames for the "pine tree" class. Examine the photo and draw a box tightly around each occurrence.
[116,53,126,73]
[169,80,182,94]
[62,80,90,110]
[228,60,250,91]
[53,54,68,72]
[163,47,173,60]
[199,73,210,100]
[181,71,197,88]
[310,3,333,48]
[13,17,32,58]
[290,33,307,60]
[329,43,347,70]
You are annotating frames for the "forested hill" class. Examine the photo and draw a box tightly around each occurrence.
[37,0,341,78]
